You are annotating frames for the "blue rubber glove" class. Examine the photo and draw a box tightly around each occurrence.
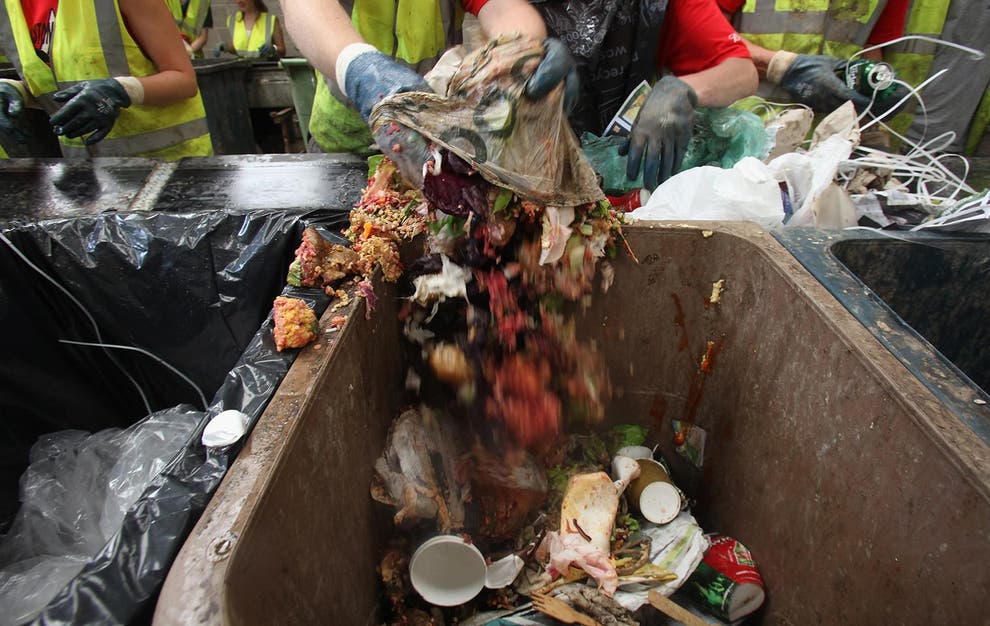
[50,79,131,145]
[343,48,434,186]
[0,81,27,144]
[343,49,431,122]
[525,38,580,114]
[257,43,279,60]
[778,54,873,114]
[620,75,697,191]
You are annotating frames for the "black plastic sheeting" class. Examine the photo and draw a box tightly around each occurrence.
[0,207,350,625]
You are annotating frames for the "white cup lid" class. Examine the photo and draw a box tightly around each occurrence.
[639,481,681,524]
[202,409,251,448]
[409,536,486,606]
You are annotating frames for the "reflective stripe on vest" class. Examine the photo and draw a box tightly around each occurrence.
[166,0,210,39]
[0,0,59,113]
[1,0,212,158]
[228,11,274,57]
[734,0,887,54]
[61,117,210,157]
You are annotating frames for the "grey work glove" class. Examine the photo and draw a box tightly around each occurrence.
[0,81,27,143]
[374,121,433,188]
[525,37,580,114]
[620,74,697,191]
[50,79,131,145]
[768,52,911,115]
[257,43,279,60]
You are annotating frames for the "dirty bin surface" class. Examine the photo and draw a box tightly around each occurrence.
[155,222,990,625]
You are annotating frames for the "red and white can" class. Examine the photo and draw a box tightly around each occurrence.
[686,535,765,622]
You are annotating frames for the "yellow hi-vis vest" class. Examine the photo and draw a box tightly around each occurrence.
[732,0,889,60]
[308,0,463,153]
[0,0,213,159]
[166,0,211,41]
[227,11,275,58]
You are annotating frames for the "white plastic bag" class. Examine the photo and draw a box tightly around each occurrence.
[630,157,784,228]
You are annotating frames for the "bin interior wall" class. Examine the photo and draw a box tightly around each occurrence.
[178,226,990,625]
[831,238,990,392]
[579,227,990,624]
[222,283,405,626]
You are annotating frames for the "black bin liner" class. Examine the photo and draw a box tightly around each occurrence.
[0,207,349,624]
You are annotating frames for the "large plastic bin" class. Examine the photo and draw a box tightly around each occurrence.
[0,204,347,623]
[193,58,256,155]
[155,222,990,624]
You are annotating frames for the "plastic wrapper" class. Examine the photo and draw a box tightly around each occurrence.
[0,204,350,625]
[372,36,604,208]
[582,107,771,195]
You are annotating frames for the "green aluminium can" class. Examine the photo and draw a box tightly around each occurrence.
[843,59,897,98]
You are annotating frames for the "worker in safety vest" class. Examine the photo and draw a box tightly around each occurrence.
[717,0,910,115]
[166,0,214,58]
[0,0,213,159]
[220,0,285,60]
[282,0,580,187]
[886,0,989,154]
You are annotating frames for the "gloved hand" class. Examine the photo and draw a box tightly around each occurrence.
[340,45,435,186]
[620,75,697,190]
[257,43,279,60]
[771,52,872,114]
[525,38,580,114]
[374,121,433,188]
[50,79,131,145]
[340,46,431,122]
[213,43,227,58]
[0,81,27,144]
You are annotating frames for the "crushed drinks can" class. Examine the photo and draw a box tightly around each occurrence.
[843,59,896,97]
[606,189,650,212]
[686,534,766,622]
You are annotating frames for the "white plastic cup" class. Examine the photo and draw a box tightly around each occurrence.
[616,445,653,460]
[409,535,487,606]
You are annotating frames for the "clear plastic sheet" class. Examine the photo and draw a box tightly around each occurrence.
[0,407,201,624]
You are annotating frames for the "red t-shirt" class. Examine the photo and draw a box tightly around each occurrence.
[656,0,750,75]
[461,0,489,16]
[865,0,909,45]
[20,0,57,60]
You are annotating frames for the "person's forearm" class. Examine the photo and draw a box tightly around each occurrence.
[191,29,208,53]
[742,39,774,79]
[282,0,363,78]
[678,57,758,107]
[137,71,197,105]
[477,0,546,41]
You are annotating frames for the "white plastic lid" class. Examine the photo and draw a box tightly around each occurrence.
[409,536,486,606]
[638,481,682,524]
[202,410,251,448]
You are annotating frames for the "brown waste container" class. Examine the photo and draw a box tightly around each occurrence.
[153,222,990,625]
